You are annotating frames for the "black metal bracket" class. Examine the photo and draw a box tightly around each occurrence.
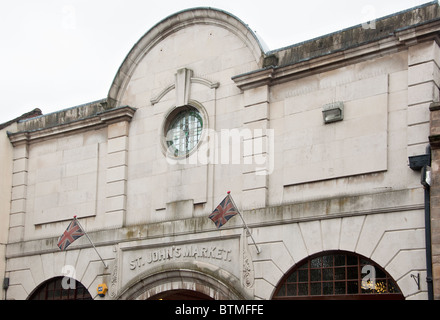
[411,273,421,290]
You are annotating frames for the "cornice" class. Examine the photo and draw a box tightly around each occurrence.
[232,19,440,90]
[7,106,136,146]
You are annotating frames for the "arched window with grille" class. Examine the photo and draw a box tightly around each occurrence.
[28,277,92,300]
[273,251,404,300]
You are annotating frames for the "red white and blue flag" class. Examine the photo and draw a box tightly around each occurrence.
[209,193,239,229]
[57,218,85,251]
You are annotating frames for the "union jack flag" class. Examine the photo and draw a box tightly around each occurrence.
[57,218,85,251]
[209,194,239,229]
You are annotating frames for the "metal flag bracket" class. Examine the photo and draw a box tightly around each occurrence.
[74,216,108,269]
[228,192,261,254]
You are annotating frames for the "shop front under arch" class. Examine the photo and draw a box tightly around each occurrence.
[272,250,405,300]
[116,261,251,300]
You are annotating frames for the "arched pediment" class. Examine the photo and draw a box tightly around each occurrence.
[107,7,267,109]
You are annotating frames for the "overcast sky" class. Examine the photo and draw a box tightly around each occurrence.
[0,0,434,124]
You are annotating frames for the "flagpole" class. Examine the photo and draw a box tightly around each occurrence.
[228,192,261,254]
[74,216,108,269]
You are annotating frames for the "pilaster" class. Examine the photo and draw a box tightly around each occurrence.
[8,142,28,243]
[105,121,129,228]
[408,41,440,157]
[242,85,269,210]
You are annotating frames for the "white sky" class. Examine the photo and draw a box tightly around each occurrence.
[0,0,434,124]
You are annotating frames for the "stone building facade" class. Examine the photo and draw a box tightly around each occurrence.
[3,2,440,300]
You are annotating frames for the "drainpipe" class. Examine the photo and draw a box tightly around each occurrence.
[422,147,434,300]
[424,176,434,300]
[409,146,433,300]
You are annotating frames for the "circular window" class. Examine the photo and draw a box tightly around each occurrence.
[164,106,203,157]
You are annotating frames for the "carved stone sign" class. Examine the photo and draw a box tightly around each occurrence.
[120,237,240,289]
[129,244,232,270]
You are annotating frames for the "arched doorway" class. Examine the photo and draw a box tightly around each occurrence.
[148,289,214,300]
[272,251,404,300]
[117,266,249,300]
[28,277,92,300]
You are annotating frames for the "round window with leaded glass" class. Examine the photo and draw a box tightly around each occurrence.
[164,106,203,157]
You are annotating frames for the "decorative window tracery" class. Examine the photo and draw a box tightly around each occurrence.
[273,251,404,300]
[164,106,203,157]
[28,277,92,300]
